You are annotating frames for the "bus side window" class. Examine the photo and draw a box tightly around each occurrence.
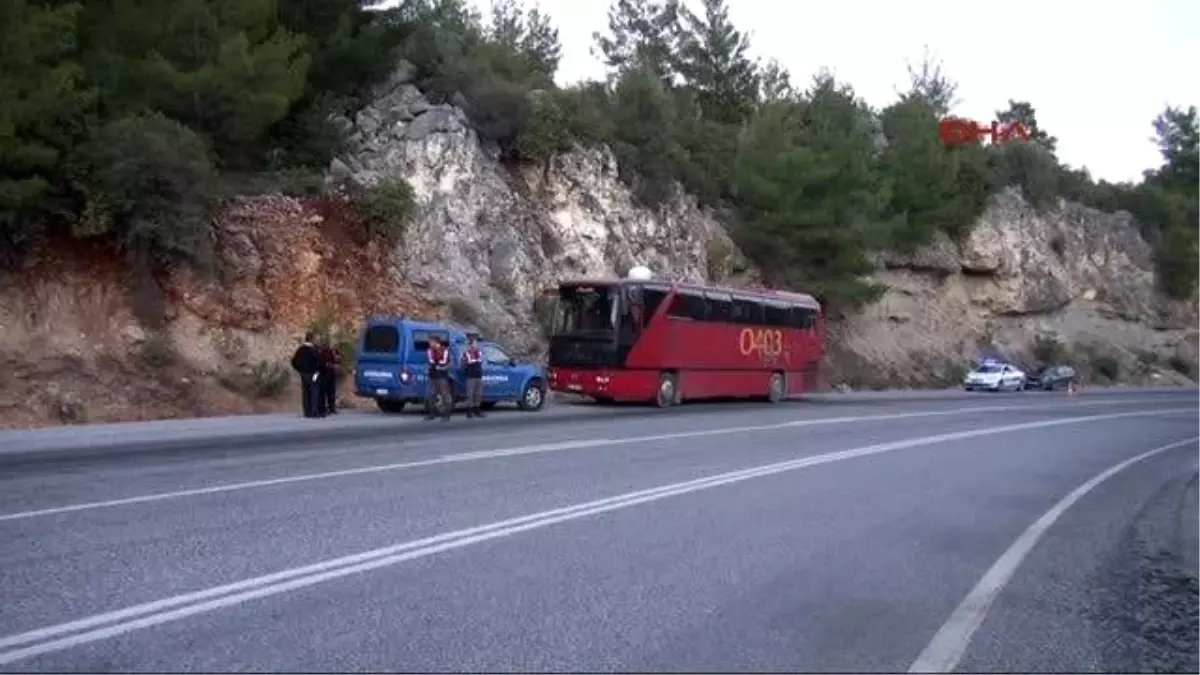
[763,302,787,327]
[733,298,762,324]
[667,292,707,320]
[787,307,813,330]
[642,287,668,322]
[707,294,734,322]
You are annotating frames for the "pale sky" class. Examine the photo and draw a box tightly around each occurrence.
[460,0,1199,184]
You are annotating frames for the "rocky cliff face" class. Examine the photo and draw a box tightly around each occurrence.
[838,189,1198,387]
[0,64,1194,427]
[328,63,748,357]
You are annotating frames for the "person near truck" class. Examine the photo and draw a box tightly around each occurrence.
[290,332,324,418]
[318,339,341,415]
[462,335,485,418]
[424,336,452,421]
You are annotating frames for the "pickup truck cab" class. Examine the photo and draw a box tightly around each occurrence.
[353,317,548,414]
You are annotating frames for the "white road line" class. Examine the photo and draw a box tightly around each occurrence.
[0,398,1163,523]
[0,407,1191,666]
[907,434,1200,674]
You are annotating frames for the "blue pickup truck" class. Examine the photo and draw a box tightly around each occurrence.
[353,317,548,414]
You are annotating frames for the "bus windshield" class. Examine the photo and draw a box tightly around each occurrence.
[553,284,619,336]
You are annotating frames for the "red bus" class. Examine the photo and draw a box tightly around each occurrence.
[544,275,825,407]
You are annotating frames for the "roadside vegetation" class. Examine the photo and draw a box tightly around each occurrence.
[2,0,1196,309]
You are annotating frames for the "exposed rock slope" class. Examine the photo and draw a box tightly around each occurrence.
[839,190,1197,387]
[329,63,748,356]
[0,64,1194,427]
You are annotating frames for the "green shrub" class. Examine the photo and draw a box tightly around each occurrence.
[250,361,292,399]
[138,333,178,369]
[306,307,358,379]
[446,298,478,325]
[70,113,218,267]
[51,395,88,425]
[1092,354,1121,381]
[706,238,734,281]
[986,142,1061,210]
[514,91,572,163]
[1031,334,1067,365]
[357,179,416,244]
[1155,222,1199,300]
[223,168,327,199]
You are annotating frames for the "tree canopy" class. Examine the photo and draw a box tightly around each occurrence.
[0,0,1195,303]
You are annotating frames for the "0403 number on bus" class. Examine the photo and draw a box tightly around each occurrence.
[739,328,783,357]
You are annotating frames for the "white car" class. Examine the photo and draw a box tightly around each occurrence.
[963,361,1026,392]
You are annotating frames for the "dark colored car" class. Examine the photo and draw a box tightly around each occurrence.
[1025,364,1078,390]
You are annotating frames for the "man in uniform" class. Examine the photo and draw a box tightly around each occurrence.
[318,338,341,415]
[424,336,452,422]
[290,332,324,418]
[462,335,485,418]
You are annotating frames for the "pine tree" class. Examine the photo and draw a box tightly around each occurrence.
[898,46,959,117]
[0,0,95,261]
[880,56,989,247]
[592,0,680,85]
[732,74,887,307]
[1152,105,1199,195]
[76,0,311,160]
[485,0,561,83]
[996,99,1057,152]
[757,58,793,104]
[675,0,759,125]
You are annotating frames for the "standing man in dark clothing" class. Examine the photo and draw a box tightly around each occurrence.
[319,339,341,415]
[290,332,324,418]
[424,336,452,422]
[462,335,485,418]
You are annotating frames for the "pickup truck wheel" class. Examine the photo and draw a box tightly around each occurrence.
[518,380,546,411]
[376,400,406,414]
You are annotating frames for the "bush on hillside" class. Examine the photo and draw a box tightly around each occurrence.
[1092,354,1121,382]
[70,113,219,268]
[138,333,178,369]
[250,361,292,399]
[357,179,417,245]
[1031,334,1068,366]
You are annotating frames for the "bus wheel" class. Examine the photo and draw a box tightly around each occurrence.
[655,373,678,408]
[767,372,786,403]
[376,400,406,414]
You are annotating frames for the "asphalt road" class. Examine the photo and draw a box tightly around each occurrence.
[0,390,1197,672]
